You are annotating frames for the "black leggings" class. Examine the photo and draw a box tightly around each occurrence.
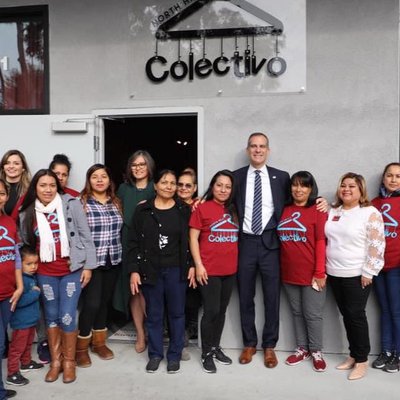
[199,274,235,355]
[78,267,119,337]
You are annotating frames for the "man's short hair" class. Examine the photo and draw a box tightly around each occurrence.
[247,132,269,149]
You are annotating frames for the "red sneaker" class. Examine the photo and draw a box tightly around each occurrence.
[311,351,326,372]
[285,347,310,366]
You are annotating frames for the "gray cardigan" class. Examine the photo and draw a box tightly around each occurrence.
[19,193,97,272]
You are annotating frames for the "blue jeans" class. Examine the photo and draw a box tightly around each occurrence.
[374,268,400,353]
[0,299,12,400]
[37,270,82,332]
[141,267,186,362]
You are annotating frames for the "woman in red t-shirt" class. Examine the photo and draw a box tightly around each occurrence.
[371,162,400,372]
[189,170,239,374]
[277,171,327,372]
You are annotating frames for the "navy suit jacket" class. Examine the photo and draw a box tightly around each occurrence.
[233,165,291,250]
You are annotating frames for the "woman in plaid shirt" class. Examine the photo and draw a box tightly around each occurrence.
[76,164,123,368]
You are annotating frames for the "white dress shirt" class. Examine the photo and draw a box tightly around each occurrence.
[243,165,274,235]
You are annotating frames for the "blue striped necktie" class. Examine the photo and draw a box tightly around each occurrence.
[252,170,262,235]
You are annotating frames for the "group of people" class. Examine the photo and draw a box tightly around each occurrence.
[0,131,400,399]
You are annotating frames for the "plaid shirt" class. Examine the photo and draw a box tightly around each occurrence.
[85,197,123,267]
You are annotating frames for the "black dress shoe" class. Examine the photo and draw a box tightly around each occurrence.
[6,389,17,399]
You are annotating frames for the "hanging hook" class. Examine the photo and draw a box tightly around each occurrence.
[202,35,206,60]
[189,39,193,54]
[275,35,280,57]
[154,39,159,57]
[235,35,239,52]
[252,35,255,56]
[177,38,181,61]
[220,37,224,57]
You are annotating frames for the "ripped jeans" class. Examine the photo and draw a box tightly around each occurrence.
[37,270,82,332]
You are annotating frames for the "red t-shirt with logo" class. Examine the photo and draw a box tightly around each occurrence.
[189,200,238,276]
[0,214,18,300]
[35,212,70,276]
[277,204,327,285]
[372,196,400,270]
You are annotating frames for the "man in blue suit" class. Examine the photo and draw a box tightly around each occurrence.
[234,132,290,368]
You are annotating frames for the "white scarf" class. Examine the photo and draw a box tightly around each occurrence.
[35,193,70,262]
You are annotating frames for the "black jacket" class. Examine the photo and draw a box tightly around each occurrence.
[126,198,191,285]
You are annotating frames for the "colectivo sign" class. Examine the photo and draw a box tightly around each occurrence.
[145,0,287,83]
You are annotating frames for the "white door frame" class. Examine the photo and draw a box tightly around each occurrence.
[92,106,204,193]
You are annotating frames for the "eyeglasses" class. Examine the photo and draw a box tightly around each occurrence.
[131,162,147,169]
[178,182,193,189]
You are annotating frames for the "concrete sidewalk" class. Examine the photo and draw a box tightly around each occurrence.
[3,343,399,400]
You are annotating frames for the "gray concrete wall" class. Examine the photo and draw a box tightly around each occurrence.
[0,0,399,353]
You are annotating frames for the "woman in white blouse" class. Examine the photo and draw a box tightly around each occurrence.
[325,172,385,380]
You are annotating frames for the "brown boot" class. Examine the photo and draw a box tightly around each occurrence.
[62,330,77,383]
[76,334,92,368]
[45,327,62,383]
[91,328,114,360]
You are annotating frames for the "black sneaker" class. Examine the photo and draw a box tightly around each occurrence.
[6,372,29,386]
[6,389,17,399]
[167,360,180,374]
[146,358,162,373]
[213,347,232,365]
[383,353,400,373]
[202,352,217,373]
[20,360,44,372]
[372,351,392,369]
[37,340,51,364]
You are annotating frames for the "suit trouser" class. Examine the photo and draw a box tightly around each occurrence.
[237,233,280,348]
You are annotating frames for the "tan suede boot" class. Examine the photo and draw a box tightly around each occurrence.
[76,334,92,368]
[91,328,114,360]
[45,327,62,383]
[62,330,77,383]
[336,356,355,370]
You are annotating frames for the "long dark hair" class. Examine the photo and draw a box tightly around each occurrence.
[0,149,31,198]
[202,170,237,223]
[289,171,319,207]
[80,164,122,212]
[19,169,63,247]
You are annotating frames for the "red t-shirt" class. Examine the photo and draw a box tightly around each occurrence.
[35,212,70,276]
[0,214,18,300]
[64,187,80,197]
[277,204,327,285]
[189,200,238,276]
[372,196,400,270]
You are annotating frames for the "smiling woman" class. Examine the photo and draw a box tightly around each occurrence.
[18,169,96,384]
[325,172,385,380]
[0,149,31,216]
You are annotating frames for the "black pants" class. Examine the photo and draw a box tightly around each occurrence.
[78,267,119,337]
[199,274,235,355]
[329,275,371,362]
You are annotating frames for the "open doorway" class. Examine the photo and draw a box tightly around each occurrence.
[98,110,201,341]
[103,113,198,188]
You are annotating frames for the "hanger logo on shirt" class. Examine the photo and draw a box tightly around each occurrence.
[381,203,398,238]
[208,214,239,243]
[0,226,16,263]
[277,211,307,242]
[34,213,61,243]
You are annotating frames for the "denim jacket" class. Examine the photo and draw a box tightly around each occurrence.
[19,193,97,272]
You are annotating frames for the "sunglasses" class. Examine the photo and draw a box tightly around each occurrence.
[178,182,193,189]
